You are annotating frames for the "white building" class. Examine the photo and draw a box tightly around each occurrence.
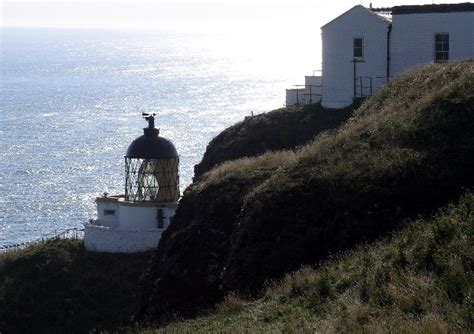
[287,3,474,109]
[390,4,474,77]
[321,5,391,108]
[84,114,180,253]
[286,75,322,106]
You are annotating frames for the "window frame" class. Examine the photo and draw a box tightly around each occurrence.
[353,36,364,60]
[434,32,449,63]
[104,209,116,216]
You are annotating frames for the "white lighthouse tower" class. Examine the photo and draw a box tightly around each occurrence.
[84,114,180,253]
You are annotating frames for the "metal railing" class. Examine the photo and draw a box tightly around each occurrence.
[0,227,84,253]
[292,84,322,104]
[355,76,387,98]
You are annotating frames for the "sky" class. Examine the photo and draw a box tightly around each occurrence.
[1,0,466,78]
[1,0,467,32]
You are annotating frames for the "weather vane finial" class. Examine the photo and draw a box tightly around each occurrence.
[142,112,156,129]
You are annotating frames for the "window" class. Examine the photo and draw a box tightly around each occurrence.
[353,37,364,59]
[104,209,115,216]
[434,33,449,63]
[157,208,164,229]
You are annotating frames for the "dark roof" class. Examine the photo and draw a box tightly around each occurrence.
[392,3,474,15]
[126,128,178,159]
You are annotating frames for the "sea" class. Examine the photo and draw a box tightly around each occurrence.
[0,27,318,248]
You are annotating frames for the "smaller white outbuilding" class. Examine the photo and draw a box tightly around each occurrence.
[286,75,322,106]
[84,114,180,253]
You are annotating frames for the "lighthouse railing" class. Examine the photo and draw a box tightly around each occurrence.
[0,227,85,253]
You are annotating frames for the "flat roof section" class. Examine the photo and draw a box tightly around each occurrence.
[392,3,474,15]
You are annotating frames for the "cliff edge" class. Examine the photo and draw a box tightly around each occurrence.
[194,103,354,178]
[137,61,474,324]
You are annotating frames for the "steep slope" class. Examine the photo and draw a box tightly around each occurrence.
[137,61,474,323]
[194,103,354,178]
[222,61,474,294]
[136,151,296,320]
[146,191,474,333]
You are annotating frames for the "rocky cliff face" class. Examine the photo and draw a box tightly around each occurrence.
[136,61,474,324]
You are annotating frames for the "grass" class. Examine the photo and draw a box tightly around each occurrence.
[197,61,474,200]
[136,104,357,323]
[193,150,298,192]
[0,239,152,333]
[220,61,474,293]
[3,61,473,332]
[143,191,474,333]
[194,103,355,178]
[137,61,474,322]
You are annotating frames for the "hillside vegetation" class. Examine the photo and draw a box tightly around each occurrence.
[136,61,474,324]
[194,103,355,178]
[0,239,151,333]
[1,61,472,334]
[147,191,474,333]
[0,79,355,334]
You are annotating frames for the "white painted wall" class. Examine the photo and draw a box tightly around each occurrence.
[304,76,322,103]
[96,201,119,228]
[286,88,305,106]
[390,11,474,77]
[118,205,159,229]
[86,196,178,253]
[118,204,175,229]
[321,6,390,108]
[286,76,322,106]
[84,223,162,253]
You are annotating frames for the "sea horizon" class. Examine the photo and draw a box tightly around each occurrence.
[0,26,320,247]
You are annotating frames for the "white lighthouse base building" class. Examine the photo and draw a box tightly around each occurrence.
[84,195,177,253]
[84,113,181,253]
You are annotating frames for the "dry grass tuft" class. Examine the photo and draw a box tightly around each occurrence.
[193,150,298,192]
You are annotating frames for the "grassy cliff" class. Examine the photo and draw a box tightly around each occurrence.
[194,103,355,178]
[0,83,355,334]
[146,191,474,333]
[1,61,473,333]
[136,61,474,324]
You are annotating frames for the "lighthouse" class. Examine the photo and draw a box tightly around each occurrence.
[84,114,179,253]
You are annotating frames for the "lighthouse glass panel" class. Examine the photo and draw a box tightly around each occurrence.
[125,157,179,202]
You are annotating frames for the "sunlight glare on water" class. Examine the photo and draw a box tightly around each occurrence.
[0,27,321,247]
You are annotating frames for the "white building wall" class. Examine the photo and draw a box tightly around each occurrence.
[304,76,322,103]
[118,204,175,229]
[286,88,305,106]
[96,201,119,228]
[85,196,177,253]
[84,223,163,253]
[119,205,159,229]
[321,6,390,108]
[390,11,474,77]
[286,75,322,106]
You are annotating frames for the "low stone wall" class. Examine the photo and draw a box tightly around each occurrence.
[84,223,162,253]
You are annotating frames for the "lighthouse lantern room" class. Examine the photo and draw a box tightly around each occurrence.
[84,114,180,253]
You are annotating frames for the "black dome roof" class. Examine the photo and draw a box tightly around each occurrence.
[126,126,178,159]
